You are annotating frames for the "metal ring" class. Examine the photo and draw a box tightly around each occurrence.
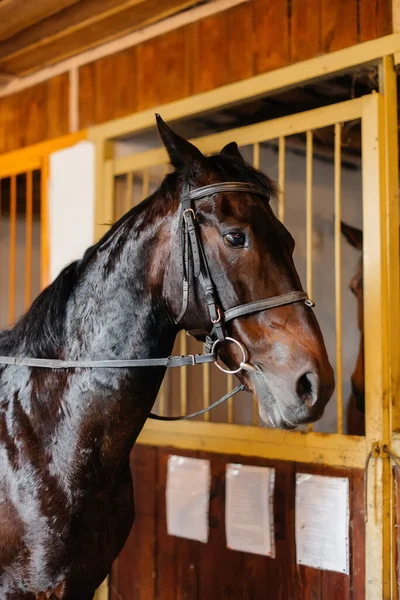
[304,298,315,308]
[211,337,247,374]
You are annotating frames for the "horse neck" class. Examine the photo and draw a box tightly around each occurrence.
[6,197,177,487]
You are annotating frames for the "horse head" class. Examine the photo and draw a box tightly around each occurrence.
[157,117,335,428]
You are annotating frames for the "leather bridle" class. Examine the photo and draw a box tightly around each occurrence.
[0,181,314,421]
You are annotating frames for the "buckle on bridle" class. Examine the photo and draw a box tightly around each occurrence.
[211,307,222,324]
[183,208,196,221]
[304,298,315,307]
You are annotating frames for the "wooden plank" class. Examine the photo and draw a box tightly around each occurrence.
[46,73,69,140]
[191,12,229,94]
[0,0,198,75]
[79,62,97,129]
[0,0,80,42]
[136,26,191,111]
[291,0,322,62]
[19,83,47,148]
[351,469,365,600]
[94,47,137,124]
[227,2,255,82]
[3,91,20,153]
[115,444,157,600]
[359,0,392,42]
[156,448,177,600]
[197,453,246,599]
[253,0,290,74]
[321,0,358,53]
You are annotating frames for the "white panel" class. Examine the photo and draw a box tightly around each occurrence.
[49,141,95,282]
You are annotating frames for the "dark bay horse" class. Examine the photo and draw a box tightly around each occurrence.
[0,116,334,599]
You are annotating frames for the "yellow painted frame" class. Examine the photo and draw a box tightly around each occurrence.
[0,131,87,288]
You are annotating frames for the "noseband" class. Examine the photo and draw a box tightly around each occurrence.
[0,181,314,421]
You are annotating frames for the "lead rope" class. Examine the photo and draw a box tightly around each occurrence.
[149,383,245,421]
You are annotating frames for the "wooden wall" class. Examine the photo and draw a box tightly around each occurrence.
[0,0,392,155]
[110,444,365,600]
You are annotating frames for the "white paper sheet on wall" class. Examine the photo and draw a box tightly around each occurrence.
[295,474,349,574]
[225,464,275,557]
[166,455,211,543]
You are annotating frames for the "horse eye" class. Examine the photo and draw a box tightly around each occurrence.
[224,232,246,248]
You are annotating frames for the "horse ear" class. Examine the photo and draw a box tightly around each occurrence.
[220,141,244,162]
[156,114,204,170]
[341,221,363,250]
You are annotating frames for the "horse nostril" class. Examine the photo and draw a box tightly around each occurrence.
[296,372,318,408]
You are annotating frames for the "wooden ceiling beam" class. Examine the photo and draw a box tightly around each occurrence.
[0,0,198,75]
[0,0,81,42]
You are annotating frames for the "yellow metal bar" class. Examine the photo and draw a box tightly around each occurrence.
[9,176,16,324]
[306,131,313,433]
[227,373,233,425]
[0,181,1,318]
[203,361,210,422]
[379,55,400,600]
[112,99,364,176]
[278,136,285,223]
[362,92,391,600]
[252,143,260,425]
[142,168,149,199]
[253,142,260,169]
[125,171,133,214]
[138,419,367,468]
[334,124,343,434]
[306,131,313,296]
[179,331,187,415]
[94,144,114,242]
[25,171,33,310]
[40,157,50,290]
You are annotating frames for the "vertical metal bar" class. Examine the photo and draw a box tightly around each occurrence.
[9,176,16,324]
[253,142,260,169]
[142,168,149,199]
[227,373,234,424]
[125,172,133,214]
[380,56,400,600]
[362,92,390,600]
[25,171,33,310]
[180,331,187,415]
[252,142,260,426]
[0,180,2,321]
[203,361,210,422]
[40,158,50,290]
[334,124,343,434]
[278,136,285,223]
[160,166,171,417]
[306,131,313,432]
[306,131,313,297]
